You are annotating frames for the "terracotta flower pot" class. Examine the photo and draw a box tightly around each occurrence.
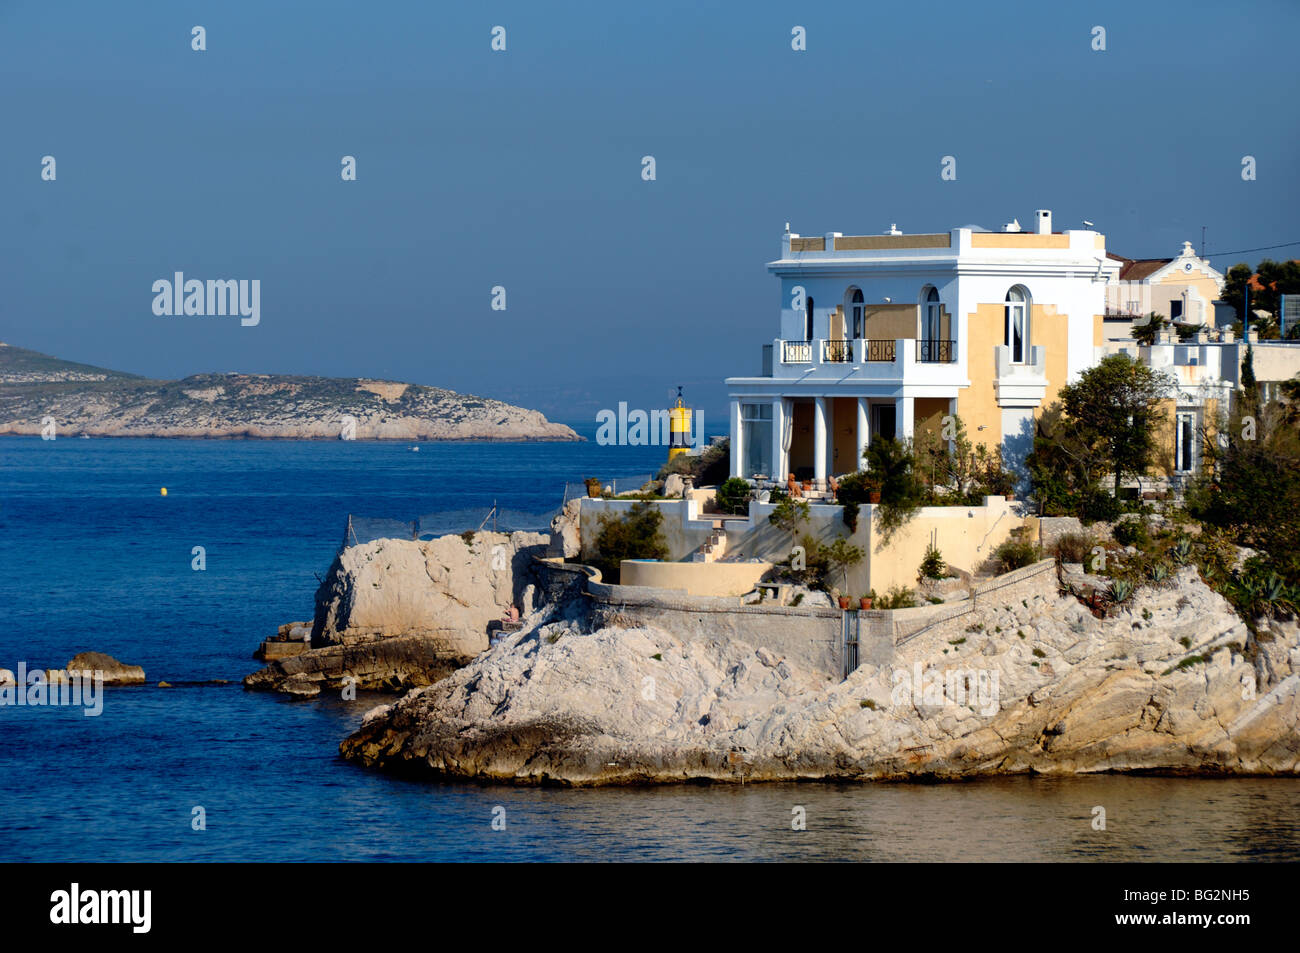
[859,597,872,610]
[869,490,881,504]
[838,596,851,610]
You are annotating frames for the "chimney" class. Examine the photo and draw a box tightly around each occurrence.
[1035,209,1052,235]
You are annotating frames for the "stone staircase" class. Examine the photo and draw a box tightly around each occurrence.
[691,521,728,563]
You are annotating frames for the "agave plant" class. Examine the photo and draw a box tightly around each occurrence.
[1171,537,1192,564]
[1149,562,1169,584]
[1110,579,1134,604]
[1261,572,1295,616]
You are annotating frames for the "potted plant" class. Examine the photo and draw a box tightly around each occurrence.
[838,594,851,610]
[859,590,876,610]
[585,477,602,498]
[862,472,883,504]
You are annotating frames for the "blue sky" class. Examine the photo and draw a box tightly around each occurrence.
[2,0,1297,425]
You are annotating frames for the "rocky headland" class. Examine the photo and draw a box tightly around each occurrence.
[244,531,553,697]
[0,343,579,441]
[339,565,1300,784]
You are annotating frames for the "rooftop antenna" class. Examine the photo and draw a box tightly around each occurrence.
[1201,226,1206,257]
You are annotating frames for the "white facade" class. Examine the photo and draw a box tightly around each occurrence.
[725,212,1115,485]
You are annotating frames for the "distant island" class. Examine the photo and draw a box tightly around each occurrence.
[0,343,580,441]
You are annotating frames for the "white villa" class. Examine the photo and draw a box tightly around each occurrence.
[725,210,1300,490]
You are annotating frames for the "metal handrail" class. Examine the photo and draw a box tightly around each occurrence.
[916,339,955,363]
[822,339,854,363]
[865,339,896,362]
[782,340,812,363]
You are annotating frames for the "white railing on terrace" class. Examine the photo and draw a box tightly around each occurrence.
[782,340,812,363]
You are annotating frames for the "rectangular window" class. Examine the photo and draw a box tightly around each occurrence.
[741,403,773,477]
[1006,303,1026,363]
[1170,300,1184,322]
[1175,411,1195,473]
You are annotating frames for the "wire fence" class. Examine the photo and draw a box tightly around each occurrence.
[561,473,656,504]
[340,472,658,550]
[343,505,560,550]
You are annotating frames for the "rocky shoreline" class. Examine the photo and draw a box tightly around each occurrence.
[337,565,1299,785]
[243,531,553,697]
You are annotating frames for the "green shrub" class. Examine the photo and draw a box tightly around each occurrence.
[1112,518,1149,547]
[589,501,670,584]
[657,438,729,485]
[1053,531,1094,564]
[863,438,925,543]
[877,585,917,609]
[993,540,1040,573]
[714,477,751,515]
[918,543,946,580]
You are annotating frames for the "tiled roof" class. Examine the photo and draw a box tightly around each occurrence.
[1106,253,1172,281]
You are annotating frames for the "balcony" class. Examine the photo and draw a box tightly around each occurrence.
[782,340,812,364]
[822,339,854,363]
[864,339,896,362]
[764,336,966,387]
[916,339,955,363]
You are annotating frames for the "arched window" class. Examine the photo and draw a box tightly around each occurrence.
[805,296,815,341]
[1005,287,1029,364]
[923,287,941,343]
[850,289,864,338]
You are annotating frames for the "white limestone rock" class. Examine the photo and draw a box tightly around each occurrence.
[342,565,1300,785]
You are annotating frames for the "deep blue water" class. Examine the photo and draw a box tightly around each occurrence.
[2,431,1299,862]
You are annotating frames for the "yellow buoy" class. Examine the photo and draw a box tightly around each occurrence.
[160,487,168,496]
[668,386,692,460]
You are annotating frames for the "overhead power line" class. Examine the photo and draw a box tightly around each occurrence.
[1201,240,1300,258]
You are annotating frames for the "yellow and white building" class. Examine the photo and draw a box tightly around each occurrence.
[726,210,1115,485]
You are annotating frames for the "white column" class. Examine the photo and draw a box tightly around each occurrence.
[896,395,915,442]
[730,399,743,478]
[771,397,787,483]
[813,396,828,486]
[856,397,870,472]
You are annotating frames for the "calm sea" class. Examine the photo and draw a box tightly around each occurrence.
[1,430,1297,862]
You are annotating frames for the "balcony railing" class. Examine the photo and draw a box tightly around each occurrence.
[864,339,896,362]
[916,339,955,363]
[782,340,812,364]
[822,339,854,363]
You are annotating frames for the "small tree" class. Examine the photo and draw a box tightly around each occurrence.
[919,542,946,580]
[590,501,670,584]
[822,536,864,593]
[714,477,751,515]
[768,495,810,544]
[1241,343,1258,407]
[1057,353,1173,498]
[1132,312,1167,346]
